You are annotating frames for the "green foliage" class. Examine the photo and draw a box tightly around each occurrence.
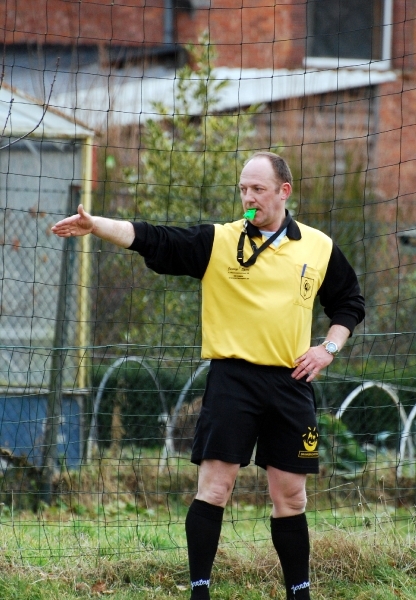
[332,387,407,450]
[369,265,416,337]
[288,144,369,273]
[122,34,257,226]
[318,413,367,475]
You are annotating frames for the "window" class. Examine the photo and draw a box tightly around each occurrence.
[305,0,393,70]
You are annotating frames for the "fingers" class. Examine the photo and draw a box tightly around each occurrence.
[292,361,319,382]
[305,368,318,383]
[51,205,92,237]
[51,213,79,236]
[291,346,333,381]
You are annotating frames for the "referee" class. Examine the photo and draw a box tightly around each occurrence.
[52,152,365,600]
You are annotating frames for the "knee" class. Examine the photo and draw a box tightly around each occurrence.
[196,460,239,507]
[288,487,307,512]
[197,480,234,507]
[271,486,307,517]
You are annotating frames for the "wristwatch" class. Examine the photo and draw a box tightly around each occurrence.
[321,340,339,356]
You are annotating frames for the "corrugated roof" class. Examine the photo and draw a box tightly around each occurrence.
[53,67,397,130]
[0,83,94,140]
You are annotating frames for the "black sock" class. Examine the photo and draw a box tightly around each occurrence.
[270,513,311,600]
[185,499,224,600]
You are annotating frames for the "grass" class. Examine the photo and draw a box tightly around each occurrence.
[0,526,415,599]
[0,495,415,598]
[0,449,415,597]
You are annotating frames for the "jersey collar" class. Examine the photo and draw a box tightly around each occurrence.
[245,210,301,241]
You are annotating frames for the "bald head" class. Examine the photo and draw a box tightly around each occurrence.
[244,152,293,189]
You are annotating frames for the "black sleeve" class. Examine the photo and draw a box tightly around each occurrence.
[318,244,365,335]
[127,222,215,280]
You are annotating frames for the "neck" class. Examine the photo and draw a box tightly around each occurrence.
[260,210,288,232]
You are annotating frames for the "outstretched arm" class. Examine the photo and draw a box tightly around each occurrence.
[51,204,135,248]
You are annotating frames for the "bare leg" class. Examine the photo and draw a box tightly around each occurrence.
[267,467,307,517]
[197,459,240,506]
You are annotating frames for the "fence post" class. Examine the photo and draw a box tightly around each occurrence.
[40,185,79,504]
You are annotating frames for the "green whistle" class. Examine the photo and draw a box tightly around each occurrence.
[243,208,257,220]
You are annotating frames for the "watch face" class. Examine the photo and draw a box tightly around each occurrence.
[326,342,337,353]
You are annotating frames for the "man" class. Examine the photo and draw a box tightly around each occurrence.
[52,152,365,600]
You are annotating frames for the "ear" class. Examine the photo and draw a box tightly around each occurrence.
[280,182,292,201]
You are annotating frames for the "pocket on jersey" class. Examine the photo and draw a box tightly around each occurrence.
[293,264,319,310]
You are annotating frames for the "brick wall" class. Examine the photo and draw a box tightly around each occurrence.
[1,0,306,69]
[373,76,416,226]
[1,0,164,46]
[1,0,412,71]
[176,0,306,69]
[392,0,416,72]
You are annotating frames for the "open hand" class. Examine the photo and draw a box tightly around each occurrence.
[51,204,94,237]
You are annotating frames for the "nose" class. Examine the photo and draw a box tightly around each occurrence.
[245,189,255,203]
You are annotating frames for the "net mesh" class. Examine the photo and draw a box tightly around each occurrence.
[0,0,415,565]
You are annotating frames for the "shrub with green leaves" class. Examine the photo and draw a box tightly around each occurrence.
[318,412,367,475]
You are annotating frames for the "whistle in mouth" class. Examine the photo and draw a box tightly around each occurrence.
[243,208,257,220]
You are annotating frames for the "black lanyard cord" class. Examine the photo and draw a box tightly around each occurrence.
[236,217,290,268]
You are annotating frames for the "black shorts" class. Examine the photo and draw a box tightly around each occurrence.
[191,359,319,474]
